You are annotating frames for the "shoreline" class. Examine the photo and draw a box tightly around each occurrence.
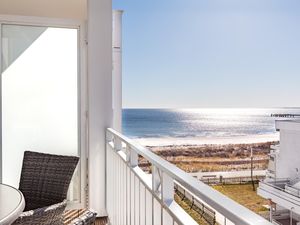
[138,139,277,173]
[133,133,279,147]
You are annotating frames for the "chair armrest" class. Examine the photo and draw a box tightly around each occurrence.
[12,200,67,225]
[67,209,97,225]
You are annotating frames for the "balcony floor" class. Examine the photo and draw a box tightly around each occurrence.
[64,209,107,225]
[95,217,108,225]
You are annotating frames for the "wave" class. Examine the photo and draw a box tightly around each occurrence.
[132,133,280,147]
[123,108,299,146]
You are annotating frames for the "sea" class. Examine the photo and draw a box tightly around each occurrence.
[122,108,300,146]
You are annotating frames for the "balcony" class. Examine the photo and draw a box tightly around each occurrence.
[0,1,287,224]
[271,209,300,225]
[106,128,272,225]
[258,179,300,216]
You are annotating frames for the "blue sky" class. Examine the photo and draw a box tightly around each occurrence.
[113,0,300,108]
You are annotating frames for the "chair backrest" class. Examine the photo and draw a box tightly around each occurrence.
[19,151,79,211]
[12,200,67,225]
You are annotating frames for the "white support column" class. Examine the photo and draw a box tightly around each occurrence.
[87,0,112,216]
[112,10,123,132]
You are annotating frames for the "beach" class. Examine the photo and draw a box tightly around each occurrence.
[123,108,299,173]
[133,132,279,146]
[136,136,278,173]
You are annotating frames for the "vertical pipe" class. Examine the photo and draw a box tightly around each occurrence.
[250,147,255,191]
[290,207,294,225]
[112,10,124,132]
[269,199,273,222]
[274,152,277,181]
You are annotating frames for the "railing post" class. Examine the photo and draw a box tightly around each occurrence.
[162,172,174,204]
[152,165,161,195]
[125,144,130,162]
[128,146,138,167]
[106,130,114,143]
[114,136,123,152]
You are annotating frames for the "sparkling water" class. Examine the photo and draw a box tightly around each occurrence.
[122,108,300,145]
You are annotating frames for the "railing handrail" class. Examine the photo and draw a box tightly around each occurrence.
[289,177,300,186]
[261,180,287,191]
[259,178,300,199]
[267,178,290,183]
[106,128,272,225]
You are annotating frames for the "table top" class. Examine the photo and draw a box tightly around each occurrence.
[0,184,25,225]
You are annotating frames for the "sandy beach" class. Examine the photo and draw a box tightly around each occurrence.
[133,133,279,147]
[137,135,278,173]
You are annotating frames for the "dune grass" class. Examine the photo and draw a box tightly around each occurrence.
[212,183,269,213]
[174,193,212,225]
[175,183,269,225]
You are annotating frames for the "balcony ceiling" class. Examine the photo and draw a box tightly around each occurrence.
[0,0,87,20]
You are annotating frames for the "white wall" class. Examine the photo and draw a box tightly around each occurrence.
[0,0,86,20]
[87,0,113,216]
[276,120,300,179]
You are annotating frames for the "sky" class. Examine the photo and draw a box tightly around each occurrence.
[113,0,300,108]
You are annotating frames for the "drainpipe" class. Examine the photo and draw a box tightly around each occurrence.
[269,199,272,222]
[112,10,123,133]
[290,207,294,225]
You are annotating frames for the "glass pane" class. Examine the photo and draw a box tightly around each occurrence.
[1,25,79,201]
[1,25,47,72]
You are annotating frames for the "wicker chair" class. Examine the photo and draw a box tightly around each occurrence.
[12,200,67,225]
[12,151,79,225]
[18,151,79,211]
[13,201,98,225]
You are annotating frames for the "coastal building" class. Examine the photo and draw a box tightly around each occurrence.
[265,144,280,179]
[258,120,300,225]
[0,1,272,224]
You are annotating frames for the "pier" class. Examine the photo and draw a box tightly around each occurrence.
[271,114,300,118]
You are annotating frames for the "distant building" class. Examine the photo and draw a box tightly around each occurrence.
[258,120,300,225]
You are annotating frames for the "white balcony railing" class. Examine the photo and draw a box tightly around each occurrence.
[106,128,272,225]
[260,178,300,198]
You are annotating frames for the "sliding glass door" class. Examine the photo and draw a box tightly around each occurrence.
[0,23,83,206]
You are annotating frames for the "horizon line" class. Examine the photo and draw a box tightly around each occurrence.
[122,106,300,109]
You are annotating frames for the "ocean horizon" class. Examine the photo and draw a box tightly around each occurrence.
[122,108,300,146]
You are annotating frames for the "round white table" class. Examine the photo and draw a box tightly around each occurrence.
[0,184,25,225]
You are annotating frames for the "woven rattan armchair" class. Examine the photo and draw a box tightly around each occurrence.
[13,201,98,225]
[12,200,67,225]
[12,151,79,225]
[19,151,79,211]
